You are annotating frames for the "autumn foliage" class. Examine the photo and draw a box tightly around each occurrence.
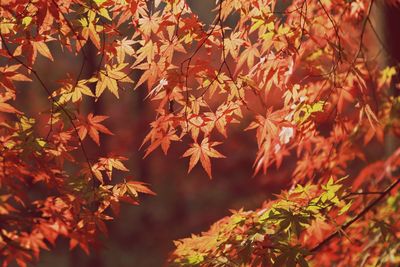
[0,0,400,266]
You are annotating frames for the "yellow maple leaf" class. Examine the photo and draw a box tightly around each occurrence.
[95,63,133,99]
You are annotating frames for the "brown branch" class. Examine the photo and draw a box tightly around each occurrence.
[310,173,400,253]
[344,0,375,82]
[317,0,342,63]
[179,0,224,131]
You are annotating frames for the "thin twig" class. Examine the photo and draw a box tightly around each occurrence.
[310,174,400,253]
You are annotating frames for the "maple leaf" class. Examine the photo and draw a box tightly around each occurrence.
[361,103,380,131]
[55,78,96,103]
[224,31,244,58]
[236,43,260,72]
[80,10,103,49]
[143,129,180,158]
[0,99,21,114]
[95,63,133,99]
[116,37,137,63]
[77,113,113,145]
[246,108,286,146]
[0,64,31,90]
[182,137,226,178]
[100,157,129,179]
[124,181,156,197]
[91,156,130,183]
[138,13,161,37]
[134,40,156,65]
[301,218,333,247]
[253,137,273,175]
[0,92,22,114]
[32,41,54,61]
[204,103,239,137]
[111,180,156,206]
[378,66,396,88]
[337,87,354,113]
[134,62,161,90]
[19,232,49,258]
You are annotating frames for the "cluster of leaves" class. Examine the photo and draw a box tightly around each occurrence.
[0,0,157,266]
[171,162,400,266]
[171,177,353,266]
[0,0,400,266]
[152,0,400,265]
[132,0,400,182]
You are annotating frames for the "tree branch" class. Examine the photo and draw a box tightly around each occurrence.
[310,171,400,253]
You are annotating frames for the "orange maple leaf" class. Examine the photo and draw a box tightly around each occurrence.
[77,113,113,145]
[182,137,226,178]
[301,218,333,247]
[0,93,22,114]
[91,156,129,183]
[125,181,156,197]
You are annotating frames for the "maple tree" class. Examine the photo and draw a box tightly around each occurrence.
[0,0,400,266]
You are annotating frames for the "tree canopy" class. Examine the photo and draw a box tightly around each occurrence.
[0,0,399,266]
